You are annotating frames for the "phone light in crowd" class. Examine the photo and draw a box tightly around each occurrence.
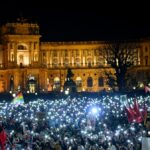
[133,86,136,90]
[127,139,131,143]
[65,89,69,95]
[10,130,14,135]
[12,93,16,97]
[45,135,49,139]
[88,106,101,118]
[91,107,98,114]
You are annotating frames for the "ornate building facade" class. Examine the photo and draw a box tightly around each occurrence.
[0,20,150,93]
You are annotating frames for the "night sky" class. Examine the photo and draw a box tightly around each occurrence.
[0,1,150,41]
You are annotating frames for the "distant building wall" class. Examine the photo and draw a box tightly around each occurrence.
[0,19,149,93]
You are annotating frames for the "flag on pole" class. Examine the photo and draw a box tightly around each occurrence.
[12,91,24,105]
[124,98,145,123]
[124,106,135,123]
[123,96,134,123]
[123,97,135,123]
[133,99,143,123]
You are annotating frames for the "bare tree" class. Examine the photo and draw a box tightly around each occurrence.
[102,40,139,92]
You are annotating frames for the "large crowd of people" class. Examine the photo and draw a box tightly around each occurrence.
[0,93,149,150]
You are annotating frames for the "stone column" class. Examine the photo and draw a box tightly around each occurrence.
[47,51,50,68]
[49,51,52,67]
[68,50,70,66]
[29,42,32,65]
[14,42,17,65]
[82,50,85,66]
[58,50,61,67]
[61,50,63,67]
[72,50,74,66]
[137,48,140,65]
[31,42,34,65]
[8,43,10,62]
[94,56,96,66]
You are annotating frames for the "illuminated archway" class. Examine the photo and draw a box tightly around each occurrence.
[17,44,29,66]
[76,77,82,92]
[27,75,36,93]
[53,77,60,91]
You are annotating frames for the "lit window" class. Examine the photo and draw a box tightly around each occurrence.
[18,45,27,50]
[34,54,38,62]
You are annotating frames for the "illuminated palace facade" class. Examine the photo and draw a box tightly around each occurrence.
[0,20,150,93]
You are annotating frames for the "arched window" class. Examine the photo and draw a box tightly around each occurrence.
[17,45,27,50]
[98,77,104,87]
[87,77,93,87]
[87,58,92,67]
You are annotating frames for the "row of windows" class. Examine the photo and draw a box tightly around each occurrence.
[8,76,104,92]
[9,53,38,62]
[87,77,104,87]
[43,57,104,62]
[51,63,100,67]
[51,77,104,87]
[42,50,98,57]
